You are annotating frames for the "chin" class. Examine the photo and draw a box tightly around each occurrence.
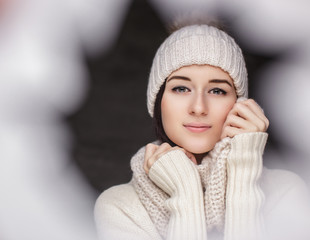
[183,142,215,155]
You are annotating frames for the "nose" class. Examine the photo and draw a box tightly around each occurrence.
[189,92,208,116]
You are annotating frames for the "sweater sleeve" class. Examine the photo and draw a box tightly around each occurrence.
[225,132,268,240]
[148,149,207,240]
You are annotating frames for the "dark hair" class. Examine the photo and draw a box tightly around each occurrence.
[153,80,176,146]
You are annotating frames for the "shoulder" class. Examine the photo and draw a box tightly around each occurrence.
[261,167,308,194]
[261,167,310,214]
[261,168,310,238]
[95,182,141,214]
[94,182,161,239]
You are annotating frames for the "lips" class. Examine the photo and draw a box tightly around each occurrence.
[183,123,211,133]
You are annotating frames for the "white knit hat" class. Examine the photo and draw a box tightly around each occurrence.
[147,24,248,117]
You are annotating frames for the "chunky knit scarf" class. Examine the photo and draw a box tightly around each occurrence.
[131,138,231,238]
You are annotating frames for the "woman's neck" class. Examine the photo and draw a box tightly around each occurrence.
[194,153,208,165]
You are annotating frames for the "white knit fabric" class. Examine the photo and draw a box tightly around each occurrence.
[131,137,231,238]
[94,132,310,240]
[147,24,248,117]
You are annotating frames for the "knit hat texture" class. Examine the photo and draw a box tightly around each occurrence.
[147,24,248,117]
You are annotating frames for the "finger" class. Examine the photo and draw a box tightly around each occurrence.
[241,99,269,128]
[184,151,197,165]
[144,143,172,174]
[230,102,267,131]
[144,143,158,161]
[225,114,261,132]
[230,102,256,120]
[144,144,158,173]
[225,114,248,129]
[237,101,269,131]
[153,142,172,157]
[221,125,246,139]
[154,145,183,159]
[242,99,264,118]
[162,146,198,165]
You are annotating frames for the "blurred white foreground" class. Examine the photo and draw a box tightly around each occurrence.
[0,0,310,239]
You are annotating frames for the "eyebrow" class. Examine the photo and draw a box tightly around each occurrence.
[167,76,191,82]
[167,75,233,87]
[209,79,233,87]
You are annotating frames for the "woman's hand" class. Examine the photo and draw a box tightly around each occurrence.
[143,143,197,174]
[221,99,269,139]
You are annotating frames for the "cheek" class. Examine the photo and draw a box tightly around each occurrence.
[217,101,236,125]
[222,106,233,119]
[160,94,184,141]
[161,95,176,127]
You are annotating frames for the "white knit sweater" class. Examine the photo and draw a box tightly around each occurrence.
[94,133,310,240]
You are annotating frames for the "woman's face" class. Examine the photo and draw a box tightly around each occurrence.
[161,64,237,155]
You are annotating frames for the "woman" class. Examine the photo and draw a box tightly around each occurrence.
[94,24,310,240]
